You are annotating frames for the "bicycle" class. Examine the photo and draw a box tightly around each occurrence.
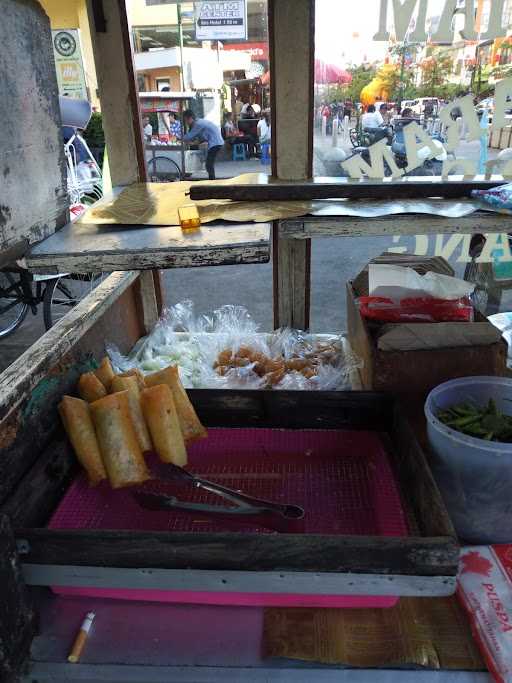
[0,269,106,338]
[349,125,372,148]
[147,155,182,182]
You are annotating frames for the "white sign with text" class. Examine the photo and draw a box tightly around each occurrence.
[194,1,247,41]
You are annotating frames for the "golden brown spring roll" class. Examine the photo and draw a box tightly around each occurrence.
[110,375,152,452]
[78,372,107,403]
[94,357,115,389]
[117,368,146,390]
[141,384,187,466]
[145,366,206,443]
[58,395,107,486]
[90,391,150,488]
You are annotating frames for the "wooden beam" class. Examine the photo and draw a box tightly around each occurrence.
[0,515,35,682]
[18,529,458,576]
[136,270,159,334]
[0,271,139,420]
[269,0,314,329]
[86,0,146,186]
[279,212,512,238]
[189,178,505,202]
[274,233,311,330]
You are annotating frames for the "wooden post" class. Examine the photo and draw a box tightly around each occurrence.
[0,515,35,682]
[86,0,146,186]
[269,0,314,329]
[86,0,163,323]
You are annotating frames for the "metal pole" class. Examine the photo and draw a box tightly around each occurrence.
[178,2,185,91]
[398,45,406,110]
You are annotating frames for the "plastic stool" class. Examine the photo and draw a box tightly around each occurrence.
[260,143,271,164]
[232,143,246,161]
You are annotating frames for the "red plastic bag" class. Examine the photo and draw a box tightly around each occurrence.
[358,295,474,323]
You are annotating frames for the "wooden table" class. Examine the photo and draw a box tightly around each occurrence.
[24,219,271,274]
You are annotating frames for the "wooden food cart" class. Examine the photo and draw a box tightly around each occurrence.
[139,91,203,180]
[0,1,508,681]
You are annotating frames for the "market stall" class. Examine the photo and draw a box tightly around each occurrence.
[2,1,512,682]
[139,91,203,179]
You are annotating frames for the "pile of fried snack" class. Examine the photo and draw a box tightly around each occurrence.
[59,358,206,489]
[214,342,341,387]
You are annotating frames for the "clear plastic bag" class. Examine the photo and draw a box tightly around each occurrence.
[107,301,361,390]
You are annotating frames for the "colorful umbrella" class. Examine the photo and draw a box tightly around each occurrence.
[261,61,352,86]
[314,60,352,85]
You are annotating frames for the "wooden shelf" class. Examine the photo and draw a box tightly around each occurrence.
[279,211,512,239]
[24,220,271,274]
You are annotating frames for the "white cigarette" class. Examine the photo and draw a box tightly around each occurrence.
[68,612,95,663]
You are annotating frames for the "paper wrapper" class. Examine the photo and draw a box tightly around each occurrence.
[263,597,484,669]
[78,174,485,227]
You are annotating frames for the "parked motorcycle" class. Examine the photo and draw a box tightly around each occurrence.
[346,118,447,176]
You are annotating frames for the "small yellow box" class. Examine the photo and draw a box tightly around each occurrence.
[178,205,201,231]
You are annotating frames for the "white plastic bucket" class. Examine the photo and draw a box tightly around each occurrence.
[425,376,512,543]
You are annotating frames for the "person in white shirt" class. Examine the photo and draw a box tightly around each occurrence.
[257,111,271,144]
[142,116,153,142]
[361,104,384,130]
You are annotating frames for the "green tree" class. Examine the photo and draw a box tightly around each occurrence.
[346,64,376,103]
[419,51,454,97]
[386,43,420,104]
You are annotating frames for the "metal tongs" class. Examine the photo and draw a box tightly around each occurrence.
[132,462,304,533]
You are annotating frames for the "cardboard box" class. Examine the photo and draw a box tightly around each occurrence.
[347,256,508,399]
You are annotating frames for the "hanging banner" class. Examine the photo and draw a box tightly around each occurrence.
[52,29,88,100]
[194,1,247,41]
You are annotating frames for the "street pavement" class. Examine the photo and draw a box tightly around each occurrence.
[0,139,507,372]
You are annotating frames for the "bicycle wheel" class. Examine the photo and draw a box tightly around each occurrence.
[0,271,29,338]
[147,156,182,182]
[349,128,359,147]
[43,273,107,330]
[464,259,502,315]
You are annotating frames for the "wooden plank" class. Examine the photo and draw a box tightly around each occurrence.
[20,563,456,596]
[17,529,457,576]
[29,663,482,682]
[136,270,159,334]
[189,389,392,430]
[0,273,143,507]
[269,0,314,328]
[24,221,271,274]
[0,515,35,682]
[0,272,138,420]
[0,438,77,529]
[190,178,505,202]
[269,0,314,181]
[85,0,146,185]
[274,236,310,330]
[391,411,457,540]
[280,212,512,238]
[0,0,67,256]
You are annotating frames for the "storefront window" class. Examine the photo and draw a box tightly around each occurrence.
[311,0,512,323]
[129,0,270,182]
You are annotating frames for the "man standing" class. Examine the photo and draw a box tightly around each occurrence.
[183,109,224,180]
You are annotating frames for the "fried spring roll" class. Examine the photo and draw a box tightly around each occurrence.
[90,391,150,488]
[110,375,152,452]
[58,396,106,486]
[141,384,187,466]
[78,372,107,403]
[117,368,146,390]
[145,366,206,443]
[94,357,115,389]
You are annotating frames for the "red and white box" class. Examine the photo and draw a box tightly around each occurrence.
[458,546,512,682]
